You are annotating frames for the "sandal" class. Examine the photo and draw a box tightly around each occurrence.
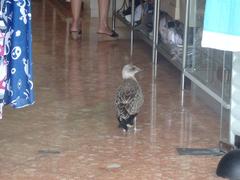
[70,30,82,40]
[97,30,119,41]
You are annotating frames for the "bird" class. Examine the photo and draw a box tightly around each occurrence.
[115,64,144,131]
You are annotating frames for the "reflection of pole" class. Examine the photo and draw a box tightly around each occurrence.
[152,0,160,78]
[181,0,190,90]
[180,83,192,145]
[42,0,46,40]
[179,108,192,146]
[52,8,57,56]
[180,88,184,107]
[65,19,71,50]
[112,0,116,31]
[64,18,70,80]
[180,84,185,144]
[150,75,157,143]
[220,52,226,147]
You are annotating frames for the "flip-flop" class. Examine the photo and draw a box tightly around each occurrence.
[70,30,82,40]
[97,30,119,41]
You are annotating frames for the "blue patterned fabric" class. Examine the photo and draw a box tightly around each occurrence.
[0,0,34,118]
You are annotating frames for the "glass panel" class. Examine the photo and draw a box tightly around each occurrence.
[184,0,233,147]
[185,0,231,103]
[230,53,240,145]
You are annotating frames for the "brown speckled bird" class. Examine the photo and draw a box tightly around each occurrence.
[115,64,144,131]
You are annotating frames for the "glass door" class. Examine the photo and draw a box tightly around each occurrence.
[183,0,232,151]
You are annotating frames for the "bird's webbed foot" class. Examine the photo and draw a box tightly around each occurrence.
[118,121,128,132]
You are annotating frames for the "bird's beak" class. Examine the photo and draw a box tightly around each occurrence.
[133,65,142,72]
[137,67,143,73]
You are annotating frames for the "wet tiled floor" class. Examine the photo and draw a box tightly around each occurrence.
[0,0,224,179]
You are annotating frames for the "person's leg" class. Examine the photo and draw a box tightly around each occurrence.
[97,0,112,35]
[71,0,82,32]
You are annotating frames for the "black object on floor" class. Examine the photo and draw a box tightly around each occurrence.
[38,149,61,155]
[216,149,240,179]
[176,148,224,156]
[235,135,240,149]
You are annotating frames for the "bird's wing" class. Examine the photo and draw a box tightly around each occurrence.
[115,84,132,120]
[126,85,144,115]
[115,80,144,119]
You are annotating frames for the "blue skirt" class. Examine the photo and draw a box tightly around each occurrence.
[202,0,240,51]
[0,0,34,118]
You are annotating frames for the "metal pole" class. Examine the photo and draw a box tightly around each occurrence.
[152,0,160,78]
[181,0,190,90]
[130,0,135,57]
[112,0,116,31]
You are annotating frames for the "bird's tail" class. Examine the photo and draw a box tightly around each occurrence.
[118,117,128,131]
[126,114,137,126]
[118,114,137,131]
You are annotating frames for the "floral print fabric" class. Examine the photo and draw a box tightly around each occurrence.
[0,0,34,119]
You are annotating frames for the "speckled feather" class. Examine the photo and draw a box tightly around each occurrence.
[115,78,144,122]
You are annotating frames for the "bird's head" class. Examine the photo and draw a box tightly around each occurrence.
[122,64,142,80]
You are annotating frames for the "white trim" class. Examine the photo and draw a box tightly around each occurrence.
[201,31,240,52]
